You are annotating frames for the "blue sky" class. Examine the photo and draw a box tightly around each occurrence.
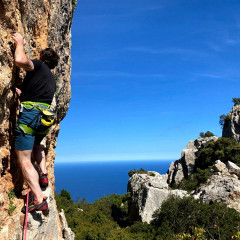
[55,0,240,162]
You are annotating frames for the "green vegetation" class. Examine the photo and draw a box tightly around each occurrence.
[199,131,214,138]
[72,0,77,11]
[173,137,240,191]
[151,196,240,240]
[174,167,213,192]
[128,168,155,177]
[8,189,16,214]
[232,98,240,106]
[195,137,240,169]
[56,189,240,240]
[8,189,16,199]
[219,114,232,128]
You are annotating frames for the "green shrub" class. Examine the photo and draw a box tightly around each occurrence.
[195,137,240,169]
[151,196,240,240]
[128,168,148,177]
[8,200,16,214]
[55,189,73,210]
[199,131,214,138]
[8,189,16,199]
[128,168,155,177]
[72,0,77,11]
[232,98,240,106]
[219,114,232,128]
[176,167,213,192]
[8,189,16,214]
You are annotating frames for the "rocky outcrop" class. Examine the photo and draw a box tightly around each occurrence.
[195,160,240,212]
[222,104,240,142]
[127,171,188,223]
[0,0,76,239]
[167,136,218,185]
[59,209,75,240]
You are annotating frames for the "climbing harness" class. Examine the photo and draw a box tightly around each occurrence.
[16,101,55,135]
[22,101,55,127]
[24,188,29,240]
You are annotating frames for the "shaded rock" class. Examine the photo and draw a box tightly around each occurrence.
[168,136,218,185]
[222,105,240,142]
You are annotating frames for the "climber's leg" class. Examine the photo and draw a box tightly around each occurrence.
[33,144,47,174]
[16,149,43,204]
[33,143,49,187]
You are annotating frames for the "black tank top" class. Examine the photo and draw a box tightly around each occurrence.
[21,60,56,104]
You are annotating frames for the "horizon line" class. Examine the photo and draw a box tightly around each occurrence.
[55,158,176,163]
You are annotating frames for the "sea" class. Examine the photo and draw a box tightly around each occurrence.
[54,160,173,203]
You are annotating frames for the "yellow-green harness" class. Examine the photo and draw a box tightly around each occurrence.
[16,101,55,135]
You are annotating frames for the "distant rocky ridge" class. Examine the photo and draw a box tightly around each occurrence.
[127,104,240,224]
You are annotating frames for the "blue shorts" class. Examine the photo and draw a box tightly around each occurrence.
[15,104,50,150]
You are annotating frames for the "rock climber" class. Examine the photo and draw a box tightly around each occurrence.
[13,32,59,213]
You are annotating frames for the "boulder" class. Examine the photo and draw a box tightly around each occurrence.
[195,173,240,212]
[226,161,240,176]
[128,172,188,223]
[213,160,227,172]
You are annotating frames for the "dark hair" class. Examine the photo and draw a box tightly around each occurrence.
[40,48,59,69]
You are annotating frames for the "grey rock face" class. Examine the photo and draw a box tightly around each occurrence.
[222,105,240,142]
[195,171,240,212]
[168,136,218,185]
[128,172,188,223]
[59,209,75,240]
[226,161,240,176]
[0,184,73,240]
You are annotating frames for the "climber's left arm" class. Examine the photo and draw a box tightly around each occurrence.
[12,33,34,71]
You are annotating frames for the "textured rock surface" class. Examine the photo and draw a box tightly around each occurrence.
[213,160,227,173]
[222,104,240,142]
[59,209,75,240]
[195,161,240,212]
[167,136,218,185]
[0,0,76,239]
[127,172,188,223]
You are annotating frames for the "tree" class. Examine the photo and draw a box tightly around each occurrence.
[199,131,214,138]
[219,114,232,129]
[232,98,240,106]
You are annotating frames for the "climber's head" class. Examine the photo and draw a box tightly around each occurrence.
[40,48,59,69]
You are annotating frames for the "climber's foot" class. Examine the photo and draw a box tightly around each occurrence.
[21,197,48,213]
[39,172,48,187]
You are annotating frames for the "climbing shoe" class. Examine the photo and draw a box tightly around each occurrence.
[39,172,48,187]
[21,197,48,213]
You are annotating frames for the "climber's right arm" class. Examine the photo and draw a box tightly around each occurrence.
[12,33,34,71]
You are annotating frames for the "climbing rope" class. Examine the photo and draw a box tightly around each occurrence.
[24,188,29,240]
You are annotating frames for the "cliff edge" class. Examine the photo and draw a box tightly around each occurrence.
[0,0,75,239]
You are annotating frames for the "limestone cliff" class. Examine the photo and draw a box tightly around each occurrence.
[222,104,240,142]
[0,0,75,239]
